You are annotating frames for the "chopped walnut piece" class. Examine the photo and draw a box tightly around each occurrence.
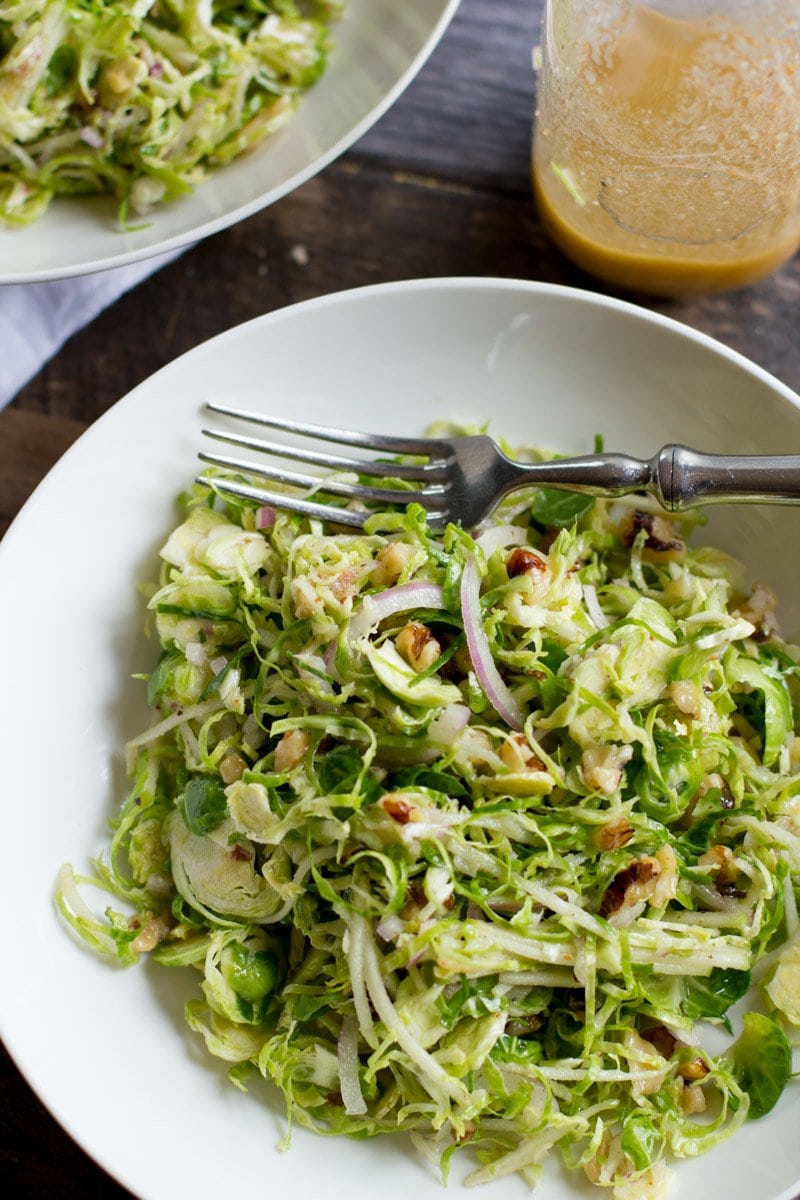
[500,732,544,773]
[678,1056,709,1082]
[647,1026,677,1060]
[651,845,679,907]
[274,728,309,772]
[370,541,417,587]
[219,751,247,784]
[600,845,676,920]
[582,743,633,794]
[506,547,548,577]
[395,621,441,672]
[738,581,778,639]
[328,567,365,603]
[380,794,418,824]
[130,910,174,954]
[681,1083,707,1115]
[594,816,635,851]
[600,857,660,918]
[699,843,735,877]
[622,509,685,558]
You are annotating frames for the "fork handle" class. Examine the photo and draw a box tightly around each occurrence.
[502,445,800,511]
[654,445,800,511]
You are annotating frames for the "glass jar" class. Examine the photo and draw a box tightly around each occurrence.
[532,0,800,295]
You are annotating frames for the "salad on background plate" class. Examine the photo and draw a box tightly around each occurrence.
[58,429,800,1196]
[0,0,342,227]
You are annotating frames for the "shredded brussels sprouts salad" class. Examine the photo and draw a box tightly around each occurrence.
[58,426,800,1196]
[0,1,341,226]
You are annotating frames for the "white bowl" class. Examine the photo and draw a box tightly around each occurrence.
[0,0,460,283]
[1,279,799,1200]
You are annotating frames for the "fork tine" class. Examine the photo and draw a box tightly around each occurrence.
[206,402,444,457]
[197,449,449,509]
[198,475,375,529]
[202,426,448,482]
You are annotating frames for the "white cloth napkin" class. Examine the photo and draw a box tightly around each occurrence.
[0,248,182,410]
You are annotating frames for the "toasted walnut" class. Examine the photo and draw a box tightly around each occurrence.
[328,567,364,603]
[506,547,548,578]
[129,910,173,954]
[371,541,417,587]
[395,621,441,672]
[219,751,248,784]
[738,581,778,639]
[291,576,320,618]
[681,1082,707,1114]
[402,881,428,918]
[647,1026,677,1060]
[699,842,735,877]
[594,816,635,851]
[599,846,679,920]
[500,733,544,773]
[274,728,309,772]
[668,680,702,718]
[678,1055,709,1082]
[582,743,634,795]
[651,845,679,907]
[380,794,418,824]
[600,857,661,918]
[622,509,685,557]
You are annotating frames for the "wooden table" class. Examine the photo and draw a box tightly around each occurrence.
[1,0,798,1193]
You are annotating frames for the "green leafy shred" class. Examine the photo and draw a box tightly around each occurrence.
[57,428,800,1192]
[727,1012,793,1119]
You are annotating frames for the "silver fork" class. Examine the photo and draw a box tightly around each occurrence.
[198,402,800,531]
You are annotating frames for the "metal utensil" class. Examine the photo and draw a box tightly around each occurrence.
[198,403,800,530]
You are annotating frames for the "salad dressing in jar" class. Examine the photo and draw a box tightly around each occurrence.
[532,1,800,294]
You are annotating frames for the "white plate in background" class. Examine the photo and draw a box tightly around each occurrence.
[1,278,799,1200]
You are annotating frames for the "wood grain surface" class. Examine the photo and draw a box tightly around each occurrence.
[1,0,798,1195]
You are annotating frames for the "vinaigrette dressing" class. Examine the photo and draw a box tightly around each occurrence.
[533,4,800,294]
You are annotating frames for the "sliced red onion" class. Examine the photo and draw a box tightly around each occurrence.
[255,505,276,529]
[474,524,528,558]
[460,555,524,731]
[210,655,227,675]
[428,703,471,746]
[79,126,104,149]
[582,583,610,631]
[337,1015,367,1115]
[348,581,445,642]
